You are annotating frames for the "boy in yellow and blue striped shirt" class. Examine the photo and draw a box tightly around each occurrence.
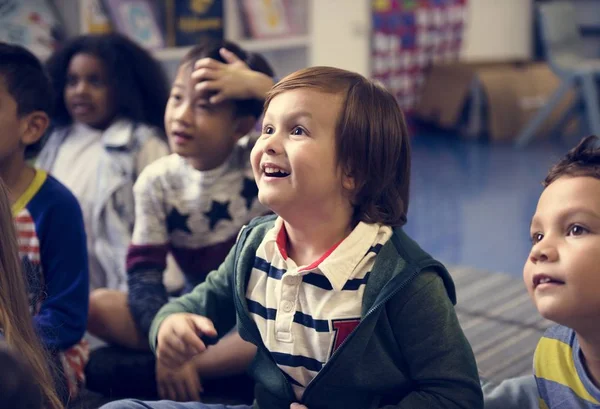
[524,135,600,408]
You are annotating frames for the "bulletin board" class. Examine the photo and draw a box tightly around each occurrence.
[371,0,468,113]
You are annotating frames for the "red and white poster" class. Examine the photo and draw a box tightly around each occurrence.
[371,0,468,113]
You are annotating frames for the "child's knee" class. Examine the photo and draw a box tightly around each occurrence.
[88,289,124,331]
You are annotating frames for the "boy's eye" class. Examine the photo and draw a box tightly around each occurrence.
[567,224,588,237]
[195,102,210,111]
[531,232,543,244]
[291,127,305,136]
[263,125,274,134]
[170,94,182,102]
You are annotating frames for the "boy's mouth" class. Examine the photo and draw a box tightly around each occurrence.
[533,273,565,289]
[262,163,290,178]
[171,131,193,141]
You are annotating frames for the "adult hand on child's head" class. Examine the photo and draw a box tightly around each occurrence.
[156,359,203,402]
[156,313,217,369]
[192,48,274,104]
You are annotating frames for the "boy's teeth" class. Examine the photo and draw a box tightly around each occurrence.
[540,277,551,284]
[265,167,289,175]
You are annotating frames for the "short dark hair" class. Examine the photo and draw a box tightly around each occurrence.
[0,42,54,159]
[544,135,600,187]
[265,66,411,226]
[180,38,274,119]
[46,33,170,132]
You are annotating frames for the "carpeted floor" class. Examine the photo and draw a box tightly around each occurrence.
[450,265,550,383]
[70,265,550,408]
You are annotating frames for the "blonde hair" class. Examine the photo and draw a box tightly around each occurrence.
[0,180,63,409]
[265,67,411,226]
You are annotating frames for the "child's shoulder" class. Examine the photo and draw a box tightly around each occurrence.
[540,324,575,346]
[27,171,82,218]
[368,228,456,308]
[134,153,190,192]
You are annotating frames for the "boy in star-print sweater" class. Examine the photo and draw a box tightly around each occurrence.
[127,134,268,335]
[130,42,272,338]
[87,39,274,401]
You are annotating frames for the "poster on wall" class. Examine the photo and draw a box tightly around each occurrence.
[0,0,64,57]
[371,0,468,112]
[160,0,224,47]
[80,0,112,34]
[103,0,165,49]
[240,0,293,39]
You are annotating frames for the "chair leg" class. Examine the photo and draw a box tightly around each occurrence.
[552,96,583,140]
[515,76,575,147]
[580,72,600,136]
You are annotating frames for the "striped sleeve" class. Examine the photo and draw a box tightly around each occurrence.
[534,325,600,408]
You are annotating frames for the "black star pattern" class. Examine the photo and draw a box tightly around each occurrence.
[240,177,258,210]
[204,200,232,230]
[166,207,192,234]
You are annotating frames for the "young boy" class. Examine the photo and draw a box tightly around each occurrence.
[0,43,89,401]
[87,39,274,401]
[523,134,600,408]
[102,66,483,409]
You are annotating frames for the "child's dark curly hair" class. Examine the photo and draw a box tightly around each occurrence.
[46,33,169,132]
[544,135,600,187]
[180,38,275,119]
[0,42,54,159]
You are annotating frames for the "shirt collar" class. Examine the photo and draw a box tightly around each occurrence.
[180,150,232,183]
[266,217,384,291]
[98,119,135,148]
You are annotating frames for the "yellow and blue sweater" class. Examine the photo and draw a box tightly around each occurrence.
[534,324,600,408]
[12,169,89,351]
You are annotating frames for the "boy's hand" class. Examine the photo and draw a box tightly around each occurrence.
[156,359,203,402]
[156,313,217,368]
[192,48,274,104]
[290,404,308,409]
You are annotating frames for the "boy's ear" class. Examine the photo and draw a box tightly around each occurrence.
[20,111,49,147]
[342,165,356,192]
[342,169,356,205]
[342,173,356,193]
[234,115,257,138]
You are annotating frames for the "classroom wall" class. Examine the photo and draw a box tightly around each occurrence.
[460,0,533,61]
[309,0,534,76]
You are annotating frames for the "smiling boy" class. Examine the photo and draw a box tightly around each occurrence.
[102,66,483,409]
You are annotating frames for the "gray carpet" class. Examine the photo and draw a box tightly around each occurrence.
[451,265,551,383]
[70,265,550,408]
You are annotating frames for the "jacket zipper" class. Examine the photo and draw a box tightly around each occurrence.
[300,267,422,403]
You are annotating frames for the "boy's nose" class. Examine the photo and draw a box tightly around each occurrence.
[529,243,558,264]
[173,102,192,123]
[262,133,284,155]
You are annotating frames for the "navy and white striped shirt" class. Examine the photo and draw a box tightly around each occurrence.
[245,217,392,399]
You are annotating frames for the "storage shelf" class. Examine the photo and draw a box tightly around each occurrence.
[153,35,310,61]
